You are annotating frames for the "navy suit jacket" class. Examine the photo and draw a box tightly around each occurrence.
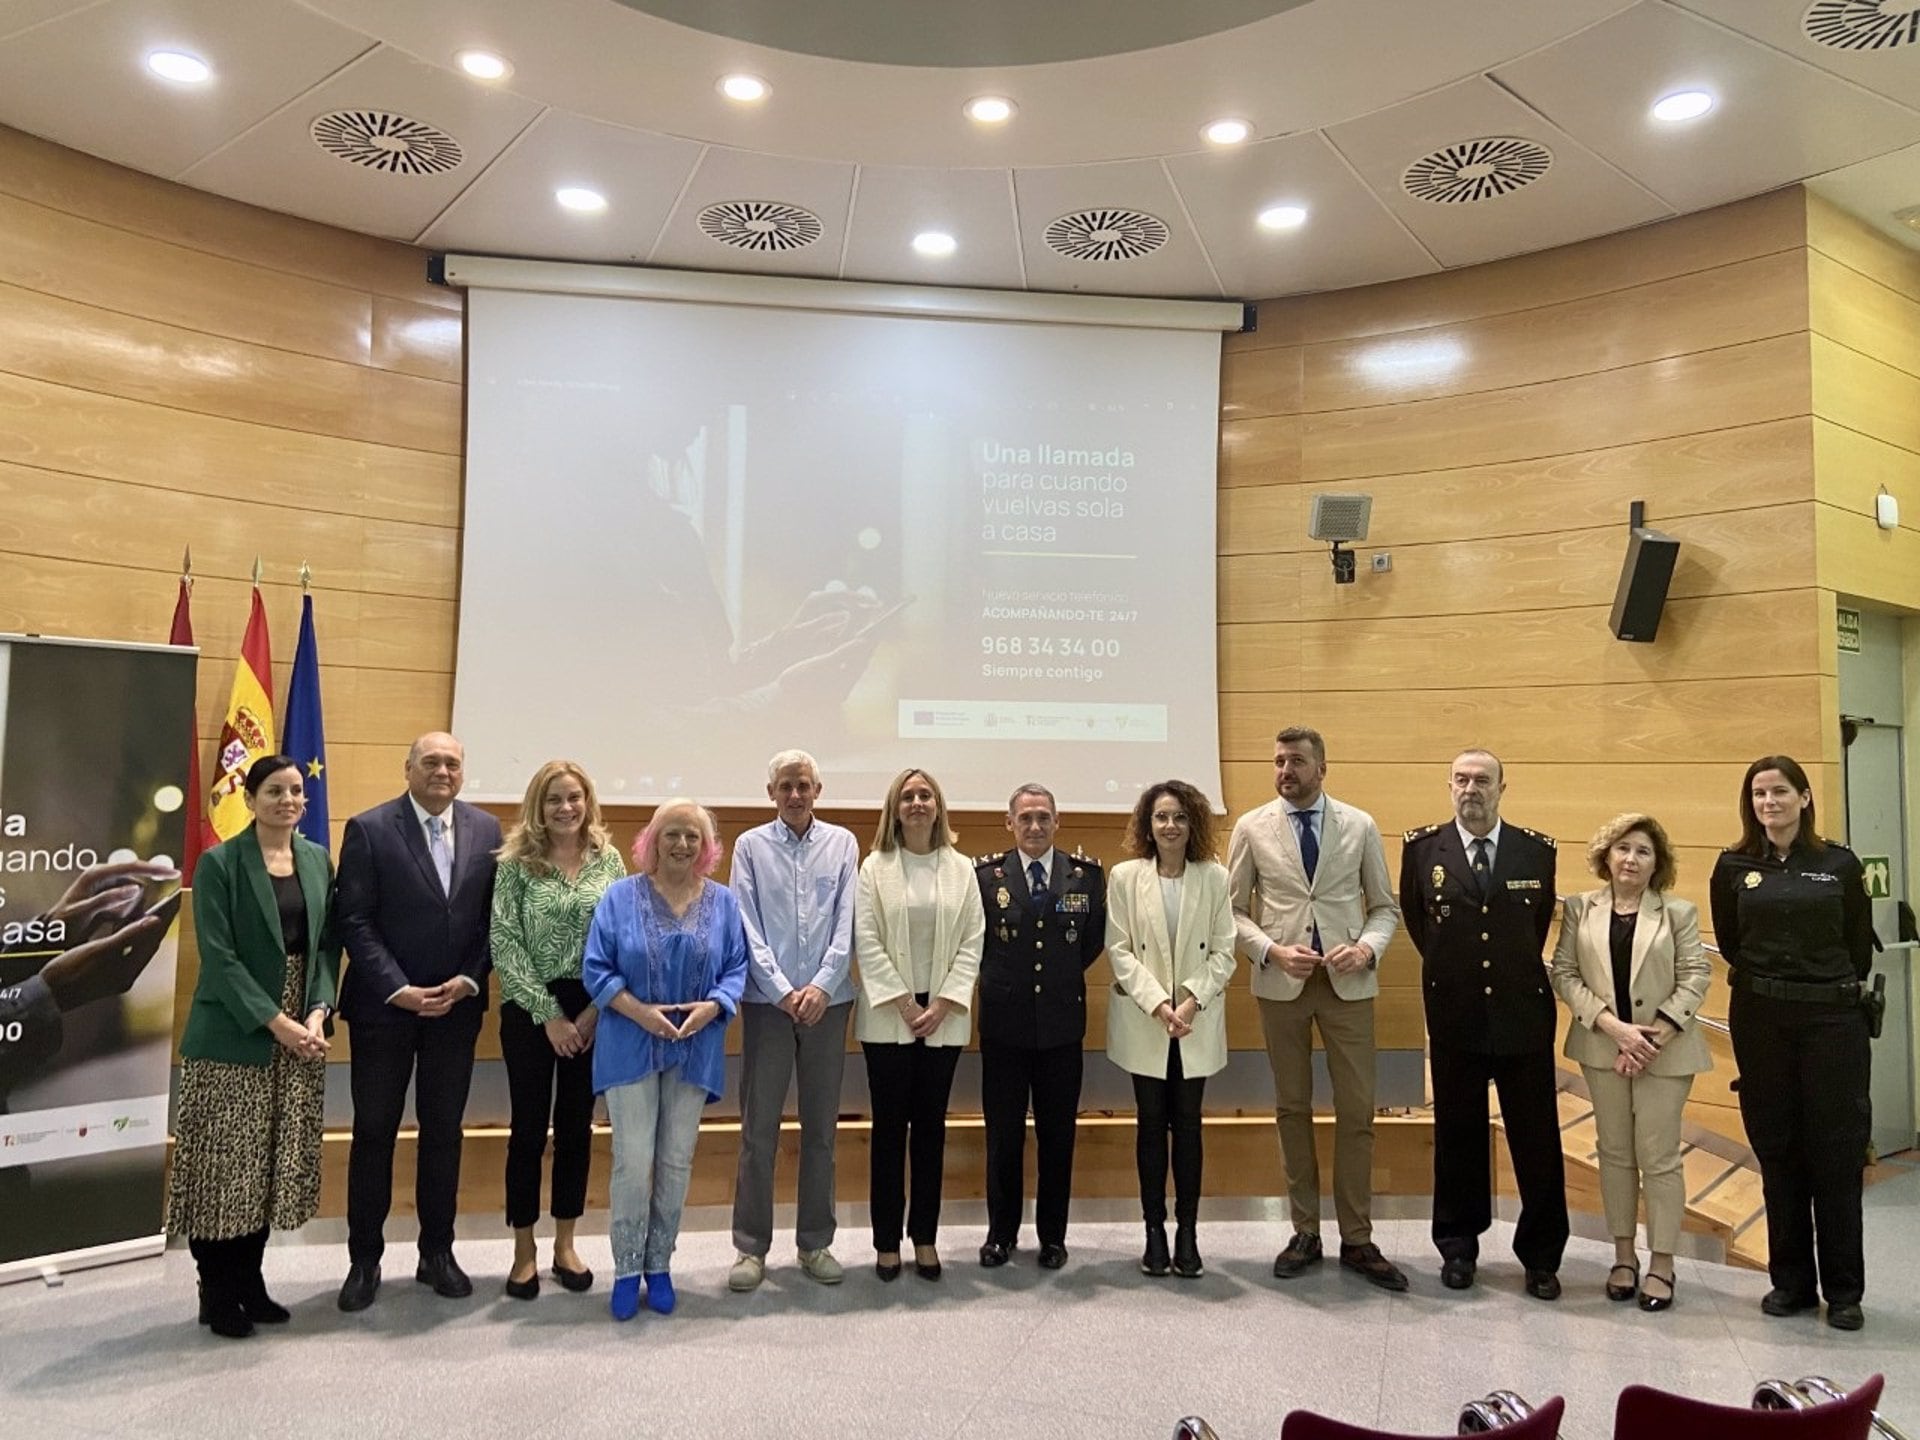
[335,794,501,1027]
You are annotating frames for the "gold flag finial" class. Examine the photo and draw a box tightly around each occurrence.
[181,545,193,593]
[299,561,312,592]
[251,556,263,586]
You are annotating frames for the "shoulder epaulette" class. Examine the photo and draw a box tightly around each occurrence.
[1512,824,1556,849]
[1402,823,1444,844]
[975,850,1010,870]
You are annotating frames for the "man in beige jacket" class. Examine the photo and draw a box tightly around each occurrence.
[1227,726,1406,1291]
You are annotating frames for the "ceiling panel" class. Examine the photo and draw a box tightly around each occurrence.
[647,145,857,279]
[839,165,1023,288]
[1676,0,1920,113]
[180,43,543,241]
[1325,76,1672,271]
[0,0,372,178]
[1013,160,1221,298]
[1496,2,1920,212]
[0,0,102,45]
[1165,130,1438,300]
[419,110,702,263]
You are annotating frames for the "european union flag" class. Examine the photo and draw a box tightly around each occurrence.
[283,593,329,848]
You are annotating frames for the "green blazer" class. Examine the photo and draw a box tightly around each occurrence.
[181,827,339,1066]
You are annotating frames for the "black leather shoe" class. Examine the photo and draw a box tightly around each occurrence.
[1605,1263,1640,1302]
[1172,1224,1203,1279]
[1340,1243,1409,1293]
[1038,1243,1068,1270]
[550,1262,593,1293]
[1761,1288,1819,1317]
[337,1262,380,1312]
[978,1240,1011,1269]
[1638,1271,1675,1313]
[1271,1232,1324,1280]
[1141,1225,1171,1277]
[415,1251,473,1299]
[1524,1269,1562,1301]
[1826,1302,1864,1331]
[504,1272,539,1300]
[1440,1256,1476,1291]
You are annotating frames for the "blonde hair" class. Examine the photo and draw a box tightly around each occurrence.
[495,760,613,875]
[871,769,957,853]
[1586,812,1677,893]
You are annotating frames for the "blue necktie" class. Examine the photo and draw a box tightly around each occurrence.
[428,815,453,894]
[1293,811,1321,952]
[1028,859,1048,900]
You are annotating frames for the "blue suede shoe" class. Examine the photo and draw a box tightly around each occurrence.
[609,1275,642,1322]
[644,1272,675,1316]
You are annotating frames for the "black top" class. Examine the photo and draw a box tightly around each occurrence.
[271,870,309,960]
[1708,839,1872,984]
[1608,908,1636,1022]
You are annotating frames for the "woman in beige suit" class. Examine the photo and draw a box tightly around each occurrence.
[1107,779,1238,1279]
[854,768,985,1281]
[1549,812,1711,1313]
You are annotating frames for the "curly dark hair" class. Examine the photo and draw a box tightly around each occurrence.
[1123,779,1218,864]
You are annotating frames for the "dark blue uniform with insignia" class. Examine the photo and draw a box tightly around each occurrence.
[976,849,1105,1255]
[1399,820,1568,1279]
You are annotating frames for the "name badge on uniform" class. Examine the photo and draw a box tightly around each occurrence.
[1505,878,1541,890]
[1058,893,1090,914]
[1431,865,1446,889]
[1743,871,1761,890]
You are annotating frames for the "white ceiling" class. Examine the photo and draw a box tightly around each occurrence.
[1,0,1917,300]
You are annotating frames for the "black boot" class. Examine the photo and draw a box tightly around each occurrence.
[1172,1224,1203,1279]
[236,1228,289,1324]
[192,1238,254,1339]
[1141,1224,1171,1277]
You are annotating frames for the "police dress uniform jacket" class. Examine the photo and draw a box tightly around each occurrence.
[1399,822,1557,1054]
[1228,795,1398,1002]
[975,850,1106,1050]
[1105,858,1238,1079]
[1548,888,1711,1077]
[852,845,985,1047]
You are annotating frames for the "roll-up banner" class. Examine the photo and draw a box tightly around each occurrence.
[0,635,194,1283]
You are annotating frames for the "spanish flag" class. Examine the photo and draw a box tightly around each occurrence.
[209,583,274,840]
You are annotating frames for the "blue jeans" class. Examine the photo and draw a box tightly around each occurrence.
[606,1069,708,1277]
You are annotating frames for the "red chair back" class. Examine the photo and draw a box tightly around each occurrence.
[1613,1376,1885,1440]
[1279,1396,1566,1440]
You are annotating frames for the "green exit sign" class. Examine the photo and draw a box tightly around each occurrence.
[1837,607,1862,654]
[1860,856,1892,900]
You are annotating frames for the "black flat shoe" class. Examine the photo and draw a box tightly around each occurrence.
[1037,1243,1068,1270]
[415,1251,473,1299]
[1761,1288,1819,1317]
[550,1262,593,1293]
[1141,1225,1171,1277]
[337,1262,380,1313]
[504,1272,540,1300]
[1638,1271,1675,1313]
[978,1240,1011,1269]
[1826,1302,1864,1331]
[1524,1269,1561,1301]
[1440,1256,1476,1291]
[1606,1263,1640,1302]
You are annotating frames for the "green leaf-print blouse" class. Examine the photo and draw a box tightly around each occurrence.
[490,846,627,1022]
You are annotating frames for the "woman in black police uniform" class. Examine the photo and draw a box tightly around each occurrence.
[1708,755,1874,1331]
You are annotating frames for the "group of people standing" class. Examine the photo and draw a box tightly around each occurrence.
[164,730,1879,1338]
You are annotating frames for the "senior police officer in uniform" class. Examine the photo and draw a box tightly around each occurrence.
[1399,749,1569,1300]
[975,784,1106,1270]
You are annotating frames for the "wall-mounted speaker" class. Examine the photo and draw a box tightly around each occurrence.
[1609,527,1680,642]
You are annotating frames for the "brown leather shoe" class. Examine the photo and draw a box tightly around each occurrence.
[1339,1242,1410,1292]
[1271,1232,1323,1279]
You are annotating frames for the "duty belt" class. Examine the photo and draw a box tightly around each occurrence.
[1731,973,1862,1006]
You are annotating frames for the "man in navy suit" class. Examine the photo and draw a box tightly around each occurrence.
[334,732,501,1311]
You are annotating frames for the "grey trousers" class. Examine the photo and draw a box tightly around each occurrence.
[730,1000,852,1257]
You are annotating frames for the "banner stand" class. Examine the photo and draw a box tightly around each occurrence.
[0,1233,165,1288]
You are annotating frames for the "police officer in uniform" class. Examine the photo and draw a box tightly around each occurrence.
[975,784,1106,1270]
[1399,749,1569,1299]
[1709,755,1874,1331]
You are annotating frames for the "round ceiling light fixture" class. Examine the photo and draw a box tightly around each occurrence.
[912,231,957,257]
[1650,89,1714,122]
[1202,117,1251,146]
[146,50,211,83]
[1258,204,1308,231]
[456,50,511,80]
[965,95,1015,124]
[719,73,770,103]
[556,187,608,213]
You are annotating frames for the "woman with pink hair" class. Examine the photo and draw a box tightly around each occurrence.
[582,800,748,1320]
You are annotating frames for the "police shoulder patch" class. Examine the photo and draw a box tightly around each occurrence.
[1402,823,1443,844]
[1512,825,1556,849]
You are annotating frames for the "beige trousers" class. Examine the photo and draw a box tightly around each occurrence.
[1258,968,1376,1244]
[1582,1065,1693,1254]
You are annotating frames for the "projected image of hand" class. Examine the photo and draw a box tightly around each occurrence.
[776,630,880,707]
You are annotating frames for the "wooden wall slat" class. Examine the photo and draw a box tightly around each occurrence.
[1806,194,1920,307]
[1220,344,1303,419]
[1814,418,1920,522]
[1817,504,1920,612]
[1219,412,1300,487]
[372,295,464,385]
[1810,333,1920,457]
[1809,248,1920,383]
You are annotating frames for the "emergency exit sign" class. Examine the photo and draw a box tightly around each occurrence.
[1837,607,1861,654]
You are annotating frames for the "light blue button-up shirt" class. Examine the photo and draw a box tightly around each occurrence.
[730,816,858,1006]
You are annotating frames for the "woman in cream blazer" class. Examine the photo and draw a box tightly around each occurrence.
[853,768,985,1281]
[1549,811,1711,1314]
[1106,780,1238,1280]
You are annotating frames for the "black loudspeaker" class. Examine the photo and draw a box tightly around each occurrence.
[1609,527,1680,642]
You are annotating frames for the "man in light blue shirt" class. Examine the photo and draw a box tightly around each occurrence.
[727,749,859,1290]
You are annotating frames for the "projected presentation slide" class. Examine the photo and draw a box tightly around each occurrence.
[455,287,1223,811]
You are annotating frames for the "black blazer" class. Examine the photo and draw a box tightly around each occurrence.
[335,795,502,1026]
[975,850,1106,1050]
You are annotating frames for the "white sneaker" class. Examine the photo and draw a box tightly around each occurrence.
[797,1247,844,1285]
[728,1253,765,1292]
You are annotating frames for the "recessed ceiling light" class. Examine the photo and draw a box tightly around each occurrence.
[965,96,1014,124]
[555,187,607,213]
[912,231,957,257]
[146,50,210,84]
[456,50,511,81]
[1258,204,1308,231]
[1202,118,1251,146]
[1651,90,1714,122]
[719,73,769,103]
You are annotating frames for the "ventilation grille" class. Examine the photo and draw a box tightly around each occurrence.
[697,200,824,251]
[1043,208,1170,261]
[1804,0,1920,51]
[310,111,463,176]
[1403,137,1552,204]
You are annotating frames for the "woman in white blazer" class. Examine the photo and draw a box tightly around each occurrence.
[1106,779,1238,1279]
[854,768,985,1282]
[1548,812,1711,1313]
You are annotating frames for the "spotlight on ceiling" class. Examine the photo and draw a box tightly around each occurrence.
[1202,118,1251,146]
[1651,89,1714,122]
[456,50,511,81]
[1258,204,1308,231]
[555,187,608,213]
[912,231,957,257]
[146,50,211,84]
[965,96,1015,124]
[719,73,770,103]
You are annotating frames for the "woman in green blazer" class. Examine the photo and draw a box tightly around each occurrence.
[167,754,339,1338]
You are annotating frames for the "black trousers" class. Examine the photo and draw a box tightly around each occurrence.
[1132,1038,1206,1228]
[862,1031,962,1251]
[1430,1044,1569,1271]
[346,1002,483,1264]
[981,1039,1084,1247]
[499,983,597,1229]
[1730,988,1871,1305]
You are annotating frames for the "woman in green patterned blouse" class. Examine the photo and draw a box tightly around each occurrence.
[491,759,626,1298]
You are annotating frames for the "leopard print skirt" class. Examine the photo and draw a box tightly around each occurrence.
[166,953,326,1240]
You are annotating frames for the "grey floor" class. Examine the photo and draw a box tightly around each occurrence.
[4,1167,1916,1440]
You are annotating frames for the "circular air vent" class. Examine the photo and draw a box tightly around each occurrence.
[310,111,463,176]
[1403,137,1553,204]
[697,200,824,251]
[1803,0,1920,51]
[1043,208,1170,261]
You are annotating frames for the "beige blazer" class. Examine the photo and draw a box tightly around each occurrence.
[1105,858,1238,1079]
[853,846,984,1047]
[1549,888,1712,1077]
[1227,795,1399,1003]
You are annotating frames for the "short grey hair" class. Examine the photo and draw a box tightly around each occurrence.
[766,749,821,785]
[1007,782,1056,814]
